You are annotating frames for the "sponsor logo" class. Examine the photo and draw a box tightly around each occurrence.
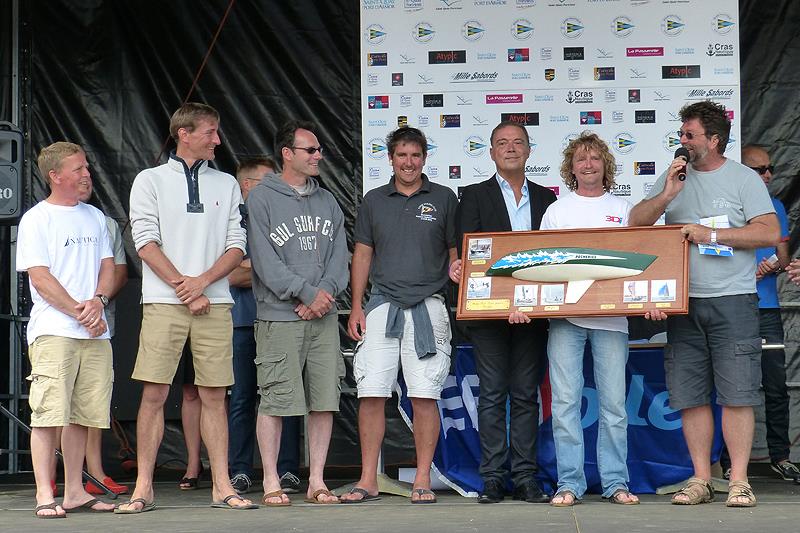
[662,65,701,79]
[451,71,498,83]
[594,66,615,81]
[685,87,734,100]
[423,94,444,107]
[525,164,550,177]
[363,0,396,9]
[568,67,580,80]
[456,95,473,105]
[563,46,584,60]
[628,89,640,103]
[662,131,681,152]
[367,73,379,86]
[612,16,634,37]
[548,0,575,6]
[463,20,485,41]
[440,114,461,127]
[474,0,509,4]
[399,95,413,107]
[544,68,555,81]
[713,13,735,34]
[550,114,569,123]
[634,161,655,175]
[427,165,439,178]
[562,133,579,150]
[580,111,602,125]
[614,132,636,154]
[435,0,463,11]
[511,18,534,39]
[653,90,670,101]
[417,73,434,84]
[486,93,523,104]
[714,67,734,76]
[413,22,436,43]
[511,72,531,80]
[368,167,382,179]
[429,50,467,64]
[611,110,624,123]
[605,89,617,102]
[472,115,488,126]
[367,53,388,66]
[365,24,387,45]
[464,135,488,157]
[472,167,491,179]
[399,54,416,64]
[417,114,431,127]
[426,136,439,157]
[626,46,663,57]
[449,165,461,180]
[416,202,439,222]
[707,43,734,57]
[596,48,614,59]
[565,89,593,104]
[611,184,631,197]
[547,186,560,196]
[667,111,680,122]
[661,15,684,36]
[367,138,388,159]
[398,116,408,127]
[540,47,553,60]
[476,51,498,60]
[535,94,555,102]
[643,182,655,197]
[561,17,584,39]
[368,119,388,127]
[508,48,530,62]
[392,73,404,86]
[501,112,540,126]
[404,0,423,10]
[368,95,389,109]
[635,109,655,123]
[629,68,647,79]
[674,47,695,55]
[516,0,536,7]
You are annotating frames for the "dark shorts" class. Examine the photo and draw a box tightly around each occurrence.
[664,294,762,410]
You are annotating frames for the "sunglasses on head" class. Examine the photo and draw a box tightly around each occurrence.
[290,145,323,155]
[748,165,774,175]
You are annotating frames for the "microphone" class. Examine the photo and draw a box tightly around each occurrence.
[674,147,689,181]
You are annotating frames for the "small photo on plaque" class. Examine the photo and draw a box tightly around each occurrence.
[541,284,565,305]
[467,277,492,299]
[514,284,538,306]
[651,279,676,302]
[623,280,649,303]
[468,238,492,260]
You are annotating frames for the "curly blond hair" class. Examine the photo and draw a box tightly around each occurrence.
[559,131,617,192]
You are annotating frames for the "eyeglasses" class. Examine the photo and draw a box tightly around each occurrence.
[748,165,774,175]
[290,146,323,155]
[676,130,708,140]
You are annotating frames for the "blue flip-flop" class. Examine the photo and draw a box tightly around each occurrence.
[340,487,381,504]
[211,494,258,510]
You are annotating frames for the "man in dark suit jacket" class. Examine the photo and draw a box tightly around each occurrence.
[450,121,556,504]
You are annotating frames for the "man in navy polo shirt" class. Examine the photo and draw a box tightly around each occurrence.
[341,127,458,504]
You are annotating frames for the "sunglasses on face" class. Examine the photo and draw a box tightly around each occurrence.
[677,130,706,140]
[290,146,323,155]
[748,165,774,175]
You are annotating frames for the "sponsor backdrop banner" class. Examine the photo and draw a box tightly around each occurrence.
[361,0,740,204]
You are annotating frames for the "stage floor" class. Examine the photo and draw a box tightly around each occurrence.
[1,470,799,533]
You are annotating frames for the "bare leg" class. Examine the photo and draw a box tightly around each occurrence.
[256,414,288,504]
[305,411,337,503]
[672,405,713,503]
[181,384,203,482]
[339,397,385,502]
[85,427,107,479]
[31,426,64,517]
[116,382,169,512]
[410,397,439,502]
[197,385,253,507]
[61,424,113,511]
[723,405,755,504]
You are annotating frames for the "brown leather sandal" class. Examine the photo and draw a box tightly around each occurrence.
[726,480,757,508]
[671,477,714,505]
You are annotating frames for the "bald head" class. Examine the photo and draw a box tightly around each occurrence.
[741,145,772,185]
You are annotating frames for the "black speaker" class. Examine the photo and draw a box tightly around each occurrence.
[0,122,23,223]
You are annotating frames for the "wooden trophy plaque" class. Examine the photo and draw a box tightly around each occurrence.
[456,225,688,320]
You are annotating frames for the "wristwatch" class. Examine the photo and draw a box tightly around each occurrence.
[709,230,717,245]
[95,294,109,307]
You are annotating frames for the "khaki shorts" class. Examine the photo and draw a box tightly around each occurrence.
[27,336,113,428]
[132,303,234,387]
[255,313,343,416]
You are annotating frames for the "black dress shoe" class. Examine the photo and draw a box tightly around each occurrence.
[478,479,505,503]
[513,480,550,503]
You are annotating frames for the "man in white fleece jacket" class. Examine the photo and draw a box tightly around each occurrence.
[118,103,255,513]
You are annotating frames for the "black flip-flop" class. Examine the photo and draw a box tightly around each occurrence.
[340,487,381,504]
[411,488,437,504]
[34,502,66,519]
[63,498,113,513]
[210,494,258,510]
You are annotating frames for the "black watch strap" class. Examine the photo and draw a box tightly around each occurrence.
[95,294,109,307]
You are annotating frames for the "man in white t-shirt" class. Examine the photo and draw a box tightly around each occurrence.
[539,132,639,507]
[16,142,116,517]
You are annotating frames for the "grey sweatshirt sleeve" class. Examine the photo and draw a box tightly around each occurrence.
[129,170,162,251]
[247,187,318,304]
[317,200,349,298]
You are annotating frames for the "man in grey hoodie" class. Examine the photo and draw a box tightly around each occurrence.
[246,120,349,505]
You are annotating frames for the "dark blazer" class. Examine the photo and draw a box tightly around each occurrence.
[455,174,557,256]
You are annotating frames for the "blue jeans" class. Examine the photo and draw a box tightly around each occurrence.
[228,326,258,476]
[547,319,630,498]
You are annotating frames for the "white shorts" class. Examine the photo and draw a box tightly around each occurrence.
[353,296,452,399]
